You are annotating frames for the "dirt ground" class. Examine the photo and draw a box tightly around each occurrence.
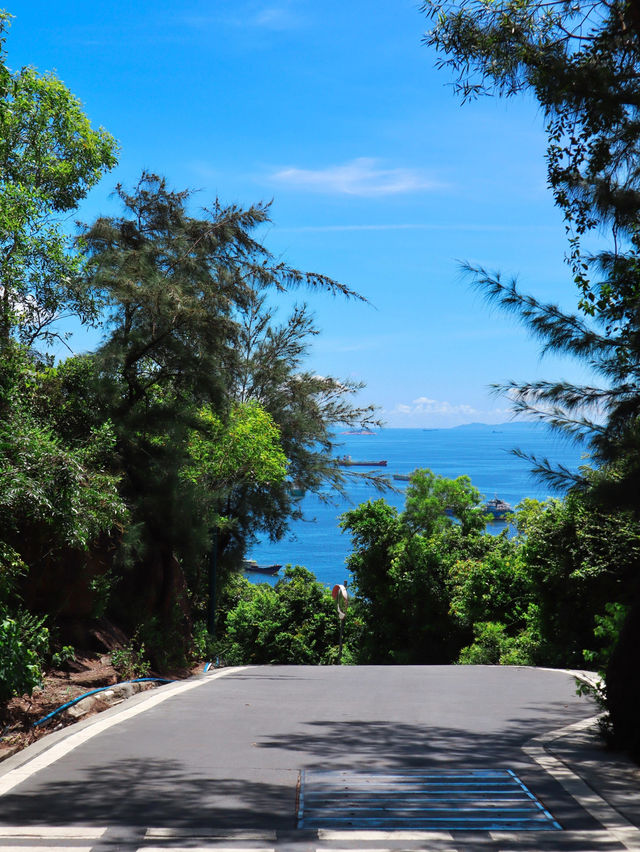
[0,653,201,761]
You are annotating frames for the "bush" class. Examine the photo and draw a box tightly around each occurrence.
[111,640,150,680]
[216,566,342,665]
[0,543,49,700]
[457,620,536,666]
[0,611,48,700]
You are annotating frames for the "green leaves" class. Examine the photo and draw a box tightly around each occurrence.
[218,567,341,665]
[185,402,288,492]
[0,17,117,346]
[403,468,487,537]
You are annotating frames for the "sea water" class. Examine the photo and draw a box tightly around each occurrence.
[246,423,589,588]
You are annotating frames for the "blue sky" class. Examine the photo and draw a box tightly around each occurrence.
[7,0,597,427]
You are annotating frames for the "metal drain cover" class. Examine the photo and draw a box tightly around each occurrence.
[297,769,561,831]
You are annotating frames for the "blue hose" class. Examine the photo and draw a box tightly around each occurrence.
[32,677,174,728]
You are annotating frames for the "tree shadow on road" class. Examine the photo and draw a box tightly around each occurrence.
[0,758,298,829]
[0,706,600,832]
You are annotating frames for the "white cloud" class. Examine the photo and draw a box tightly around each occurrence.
[253,6,300,29]
[269,158,443,197]
[181,2,305,32]
[385,395,512,428]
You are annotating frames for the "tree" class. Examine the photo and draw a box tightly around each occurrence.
[403,468,486,536]
[78,173,379,653]
[0,13,117,349]
[421,0,640,316]
[420,0,640,753]
[0,345,126,619]
[341,471,501,664]
[216,567,342,665]
[218,286,384,564]
[450,494,640,667]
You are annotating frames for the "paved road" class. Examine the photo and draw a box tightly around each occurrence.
[0,665,631,851]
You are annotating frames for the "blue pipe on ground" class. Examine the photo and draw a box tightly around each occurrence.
[32,677,174,728]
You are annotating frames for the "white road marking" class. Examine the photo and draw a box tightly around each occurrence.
[0,826,106,838]
[0,667,248,798]
[524,715,640,852]
[145,828,277,840]
[0,847,94,852]
[143,848,275,852]
[317,830,455,840]
[315,848,458,852]
[316,847,458,852]
[491,828,622,844]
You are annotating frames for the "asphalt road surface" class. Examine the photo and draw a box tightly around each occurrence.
[0,665,624,851]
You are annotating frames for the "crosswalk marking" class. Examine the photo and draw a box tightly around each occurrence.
[145,828,277,840]
[143,848,275,852]
[0,847,94,852]
[491,828,622,843]
[300,769,560,831]
[0,826,106,838]
[315,847,458,852]
[317,830,454,840]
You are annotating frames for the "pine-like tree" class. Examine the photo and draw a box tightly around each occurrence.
[420,0,640,754]
[79,174,379,657]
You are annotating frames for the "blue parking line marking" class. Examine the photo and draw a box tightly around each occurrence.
[298,769,562,831]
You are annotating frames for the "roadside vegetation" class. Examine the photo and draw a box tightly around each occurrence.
[1,0,640,763]
[223,472,639,685]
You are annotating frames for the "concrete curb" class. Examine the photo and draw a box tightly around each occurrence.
[0,667,248,787]
[524,678,640,851]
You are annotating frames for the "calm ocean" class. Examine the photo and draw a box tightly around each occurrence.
[246,423,588,588]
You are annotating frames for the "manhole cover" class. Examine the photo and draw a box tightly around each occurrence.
[297,769,561,831]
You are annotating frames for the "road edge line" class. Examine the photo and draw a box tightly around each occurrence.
[0,666,248,797]
[524,712,640,851]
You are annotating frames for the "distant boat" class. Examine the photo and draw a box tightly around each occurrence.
[242,560,282,576]
[289,481,305,498]
[338,455,387,467]
[484,497,513,519]
[393,473,411,481]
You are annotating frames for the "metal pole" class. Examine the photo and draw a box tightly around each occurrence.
[208,527,218,637]
[333,580,348,665]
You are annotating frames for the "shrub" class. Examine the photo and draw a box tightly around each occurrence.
[0,611,48,700]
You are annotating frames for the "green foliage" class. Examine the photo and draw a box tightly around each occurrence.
[0,14,117,347]
[0,613,47,700]
[88,570,118,619]
[341,476,503,664]
[217,567,342,665]
[185,402,288,491]
[404,468,487,537]
[421,0,640,751]
[111,639,151,680]
[77,173,375,639]
[457,620,537,666]
[0,349,126,559]
[449,548,532,631]
[50,644,75,669]
[211,286,385,577]
[190,620,217,662]
[340,480,640,671]
[584,603,629,674]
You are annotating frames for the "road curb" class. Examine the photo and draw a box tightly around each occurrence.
[524,710,640,850]
[0,666,248,796]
